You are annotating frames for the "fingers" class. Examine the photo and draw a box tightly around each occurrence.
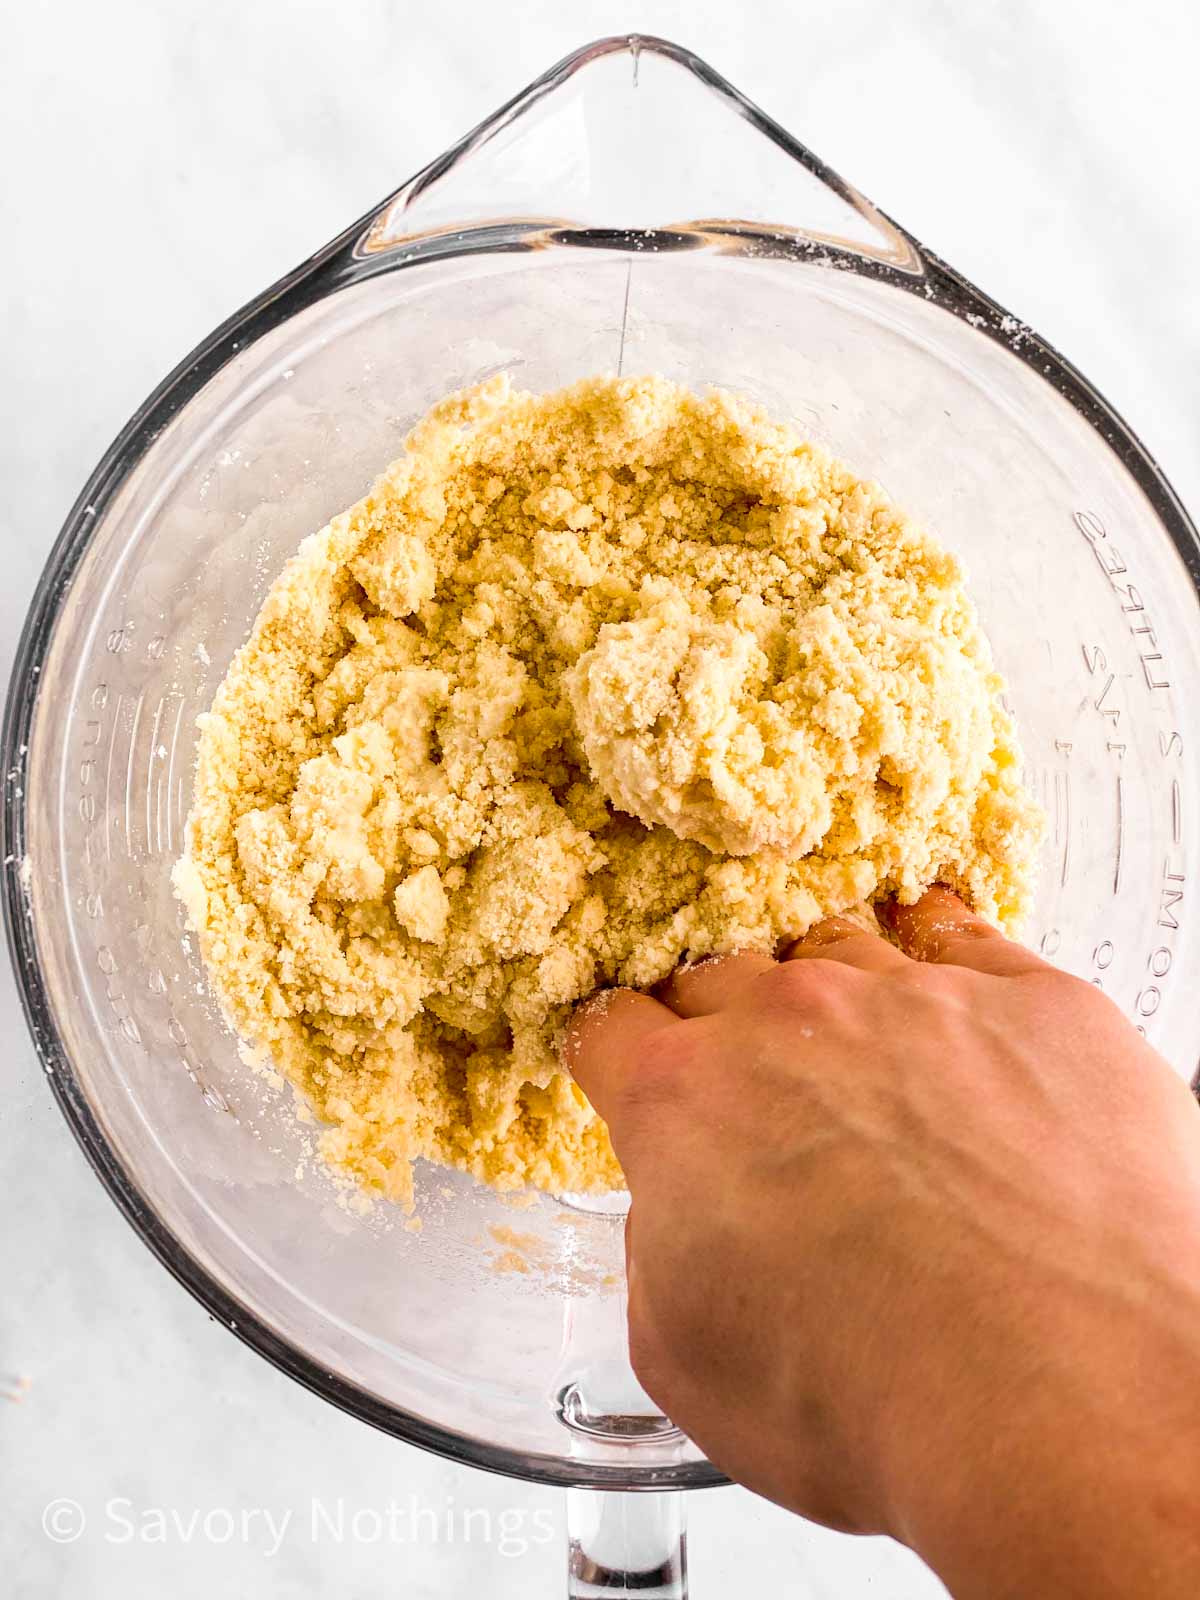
[783,915,909,973]
[563,988,677,1124]
[661,917,908,1017]
[565,891,1041,1133]
[657,952,777,1018]
[881,886,1046,976]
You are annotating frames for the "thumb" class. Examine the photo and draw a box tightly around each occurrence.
[563,987,677,1135]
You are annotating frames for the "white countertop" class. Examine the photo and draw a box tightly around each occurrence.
[3,1,1197,1595]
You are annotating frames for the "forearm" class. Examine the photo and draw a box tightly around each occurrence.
[897,1304,1200,1599]
[913,1441,1200,1599]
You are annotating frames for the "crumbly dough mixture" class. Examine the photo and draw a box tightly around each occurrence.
[176,375,1042,1206]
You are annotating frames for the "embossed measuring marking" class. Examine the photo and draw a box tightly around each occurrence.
[124,695,143,860]
[166,698,186,855]
[87,682,192,863]
[1078,643,1131,897]
[147,696,164,857]
[1158,731,1185,855]
[142,692,188,859]
[1053,766,1072,888]
[1075,511,1174,693]
[96,943,141,1047]
[73,654,231,1116]
[81,619,199,864]
[1027,517,1193,1044]
[1080,641,1128,735]
[103,692,121,861]
[1160,861,1184,933]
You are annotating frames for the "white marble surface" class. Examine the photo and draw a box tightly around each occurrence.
[2,1,1197,1595]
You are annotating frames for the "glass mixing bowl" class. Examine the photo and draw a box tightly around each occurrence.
[5,34,1199,1597]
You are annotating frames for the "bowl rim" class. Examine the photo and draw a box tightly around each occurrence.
[4,31,1200,1491]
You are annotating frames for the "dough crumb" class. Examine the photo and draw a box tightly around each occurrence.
[393,865,450,942]
[175,375,1043,1206]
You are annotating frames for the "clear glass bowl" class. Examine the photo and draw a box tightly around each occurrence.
[5,33,1199,1594]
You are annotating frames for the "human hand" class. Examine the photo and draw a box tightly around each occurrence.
[566,888,1200,1599]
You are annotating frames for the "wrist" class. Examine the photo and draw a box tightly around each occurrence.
[885,1297,1200,1600]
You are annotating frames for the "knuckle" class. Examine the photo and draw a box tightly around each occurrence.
[941,925,1001,959]
[797,916,860,947]
[765,958,851,1010]
[1006,956,1079,991]
[765,960,819,1002]
[1025,964,1110,1011]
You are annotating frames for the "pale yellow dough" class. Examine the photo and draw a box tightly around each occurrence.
[175,375,1042,1207]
